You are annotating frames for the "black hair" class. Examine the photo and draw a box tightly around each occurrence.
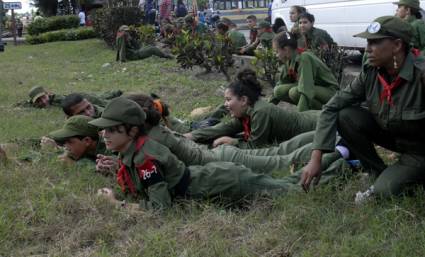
[55,135,99,146]
[104,124,147,138]
[216,22,229,32]
[291,5,306,15]
[409,7,423,19]
[298,12,315,23]
[61,93,85,116]
[227,69,263,105]
[273,31,298,49]
[272,19,286,33]
[246,15,257,21]
[126,94,162,126]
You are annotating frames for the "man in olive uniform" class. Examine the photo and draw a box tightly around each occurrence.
[61,93,104,118]
[116,25,172,62]
[22,86,122,109]
[221,18,247,52]
[297,12,335,51]
[301,16,425,200]
[394,0,425,54]
[240,21,274,55]
[48,115,111,166]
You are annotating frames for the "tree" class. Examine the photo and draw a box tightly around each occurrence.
[33,0,59,16]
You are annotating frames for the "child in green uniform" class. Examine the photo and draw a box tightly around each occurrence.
[289,5,306,36]
[184,69,319,149]
[301,16,425,201]
[271,32,339,111]
[394,0,425,54]
[297,12,335,51]
[91,97,306,210]
[48,115,110,167]
[116,25,172,62]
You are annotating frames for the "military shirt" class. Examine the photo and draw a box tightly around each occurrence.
[277,51,339,111]
[313,52,425,153]
[406,16,425,53]
[120,138,187,209]
[298,27,335,50]
[190,99,319,148]
[227,29,247,50]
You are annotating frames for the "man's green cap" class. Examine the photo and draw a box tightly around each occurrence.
[28,86,47,103]
[393,0,420,9]
[49,115,98,141]
[184,14,194,24]
[258,21,271,29]
[89,97,146,128]
[353,16,413,44]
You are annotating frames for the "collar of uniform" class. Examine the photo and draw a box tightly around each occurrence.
[245,99,266,116]
[398,52,415,82]
[93,105,104,118]
[405,15,416,24]
[120,140,137,167]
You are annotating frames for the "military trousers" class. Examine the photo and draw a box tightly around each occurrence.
[272,82,336,109]
[337,106,425,197]
[132,46,170,60]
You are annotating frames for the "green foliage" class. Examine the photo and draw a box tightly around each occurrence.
[252,47,280,87]
[133,24,156,46]
[313,45,347,83]
[26,27,97,44]
[27,15,80,36]
[92,7,144,47]
[173,31,234,80]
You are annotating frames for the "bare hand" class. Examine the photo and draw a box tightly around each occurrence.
[40,136,59,150]
[183,133,193,140]
[97,187,117,203]
[212,136,238,148]
[58,153,75,165]
[96,154,119,175]
[300,150,323,192]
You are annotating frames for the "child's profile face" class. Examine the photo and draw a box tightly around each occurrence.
[100,125,133,153]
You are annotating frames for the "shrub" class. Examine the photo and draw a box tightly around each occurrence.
[92,7,144,47]
[27,15,80,36]
[173,31,234,80]
[252,47,280,87]
[26,27,97,44]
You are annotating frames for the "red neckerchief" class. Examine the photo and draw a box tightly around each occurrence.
[116,136,148,196]
[265,28,273,33]
[288,51,302,81]
[411,48,421,57]
[296,48,305,54]
[377,74,405,106]
[116,31,125,39]
[241,116,251,141]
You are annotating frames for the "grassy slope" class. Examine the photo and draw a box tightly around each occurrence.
[1,39,425,257]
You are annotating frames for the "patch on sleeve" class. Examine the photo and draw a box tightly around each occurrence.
[136,158,164,187]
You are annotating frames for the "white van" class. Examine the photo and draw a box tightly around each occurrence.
[271,0,425,49]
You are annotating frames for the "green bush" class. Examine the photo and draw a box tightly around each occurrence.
[26,27,96,44]
[27,15,80,36]
[92,7,144,47]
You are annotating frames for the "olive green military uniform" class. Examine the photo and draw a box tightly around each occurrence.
[116,26,170,62]
[190,99,319,148]
[297,27,335,50]
[167,116,191,134]
[271,51,339,111]
[243,21,274,55]
[394,0,425,54]
[313,16,425,197]
[19,86,122,109]
[405,15,425,53]
[48,115,111,165]
[227,28,247,51]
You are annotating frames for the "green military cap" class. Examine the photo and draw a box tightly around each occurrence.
[184,14,194,24]
[89,97,146,128]
[221,17,232,26]
[353,16,413,44]
[258,21,271,29]
[393,0,420,9]
[49,115,98,141]
[28,86,47,103]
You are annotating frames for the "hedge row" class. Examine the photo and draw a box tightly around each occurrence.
[26,27,96,44]
[27,15,80,36]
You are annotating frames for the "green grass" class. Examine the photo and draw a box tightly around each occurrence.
[1,39,425,256]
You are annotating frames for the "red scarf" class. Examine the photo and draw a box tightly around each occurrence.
[377,74,404,106]
[116,136,148,196]
[411,48,421,57]
[287,49,304,81]
[241,116,251,141]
